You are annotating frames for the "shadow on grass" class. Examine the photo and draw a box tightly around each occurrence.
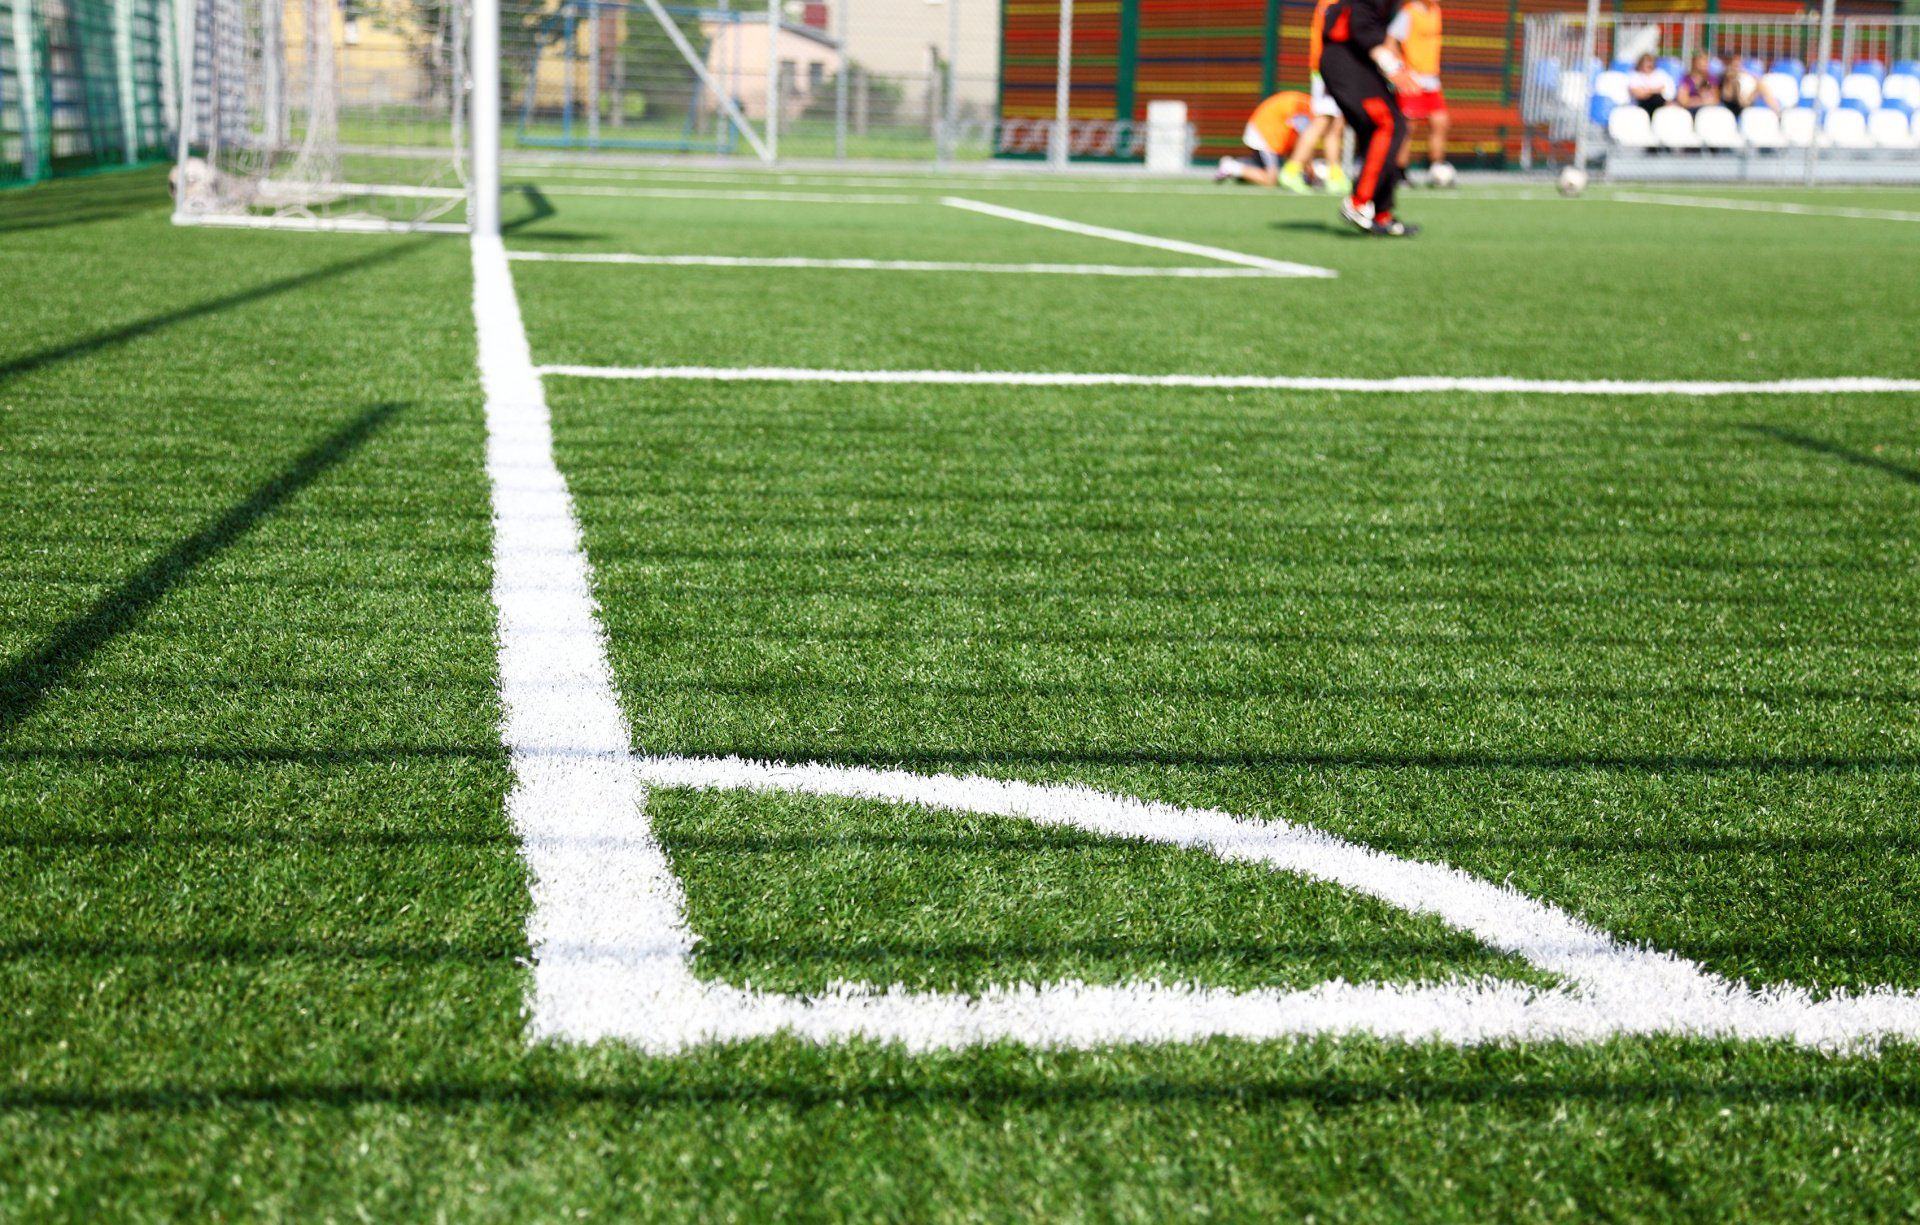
[0,239,428,386]
[0,404,402,737]
[0,170,169,235]
[1746,425,1920,489]
[7,1065,1920,1113]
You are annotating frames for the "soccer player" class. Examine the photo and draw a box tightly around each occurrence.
[1214,91,1314,189]
[1318,0,1420,236]
[1388,0,1452,182]
[1278,0,1352,196]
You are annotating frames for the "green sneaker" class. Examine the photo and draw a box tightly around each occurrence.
[1323,167,1352,196]
[1278,164,1310,195]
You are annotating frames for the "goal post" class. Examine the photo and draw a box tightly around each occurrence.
[173,0,477,232]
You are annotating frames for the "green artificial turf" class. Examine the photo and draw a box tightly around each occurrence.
[3,168,1920,1220]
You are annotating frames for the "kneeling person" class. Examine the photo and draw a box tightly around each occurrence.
[1216,91,1314,188]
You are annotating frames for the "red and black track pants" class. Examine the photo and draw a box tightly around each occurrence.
[1318,42,1407,217]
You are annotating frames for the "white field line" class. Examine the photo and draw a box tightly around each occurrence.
[540,185,922,205]
[474,237,1920,1055]
[517,164,1235,195]
[508,250,1285,279]
[944,195,1339,278]
[1607,191,1920,223]
[174,212,471,235]
[537,364,1920,397]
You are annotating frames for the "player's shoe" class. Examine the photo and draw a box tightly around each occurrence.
[1278,164,1310,194]
[1214,156,1240,183]
[1339,196,1376,232]
[1368,216,1420,238]
[1323,167,1352,196]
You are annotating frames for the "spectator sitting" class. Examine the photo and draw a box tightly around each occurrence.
[1675,52,1720,113]
[1627,54,1675,117]
[1718,59,1778,116]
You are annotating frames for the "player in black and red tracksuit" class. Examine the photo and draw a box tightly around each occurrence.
[1318,0,1421,236]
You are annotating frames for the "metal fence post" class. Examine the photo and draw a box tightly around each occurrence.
[1806,0,1834,185]
[834,0,847,159]
[1049,0,1072,169]
[765,0,779,161]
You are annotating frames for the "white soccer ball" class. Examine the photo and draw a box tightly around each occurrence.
[169,156,219,211]
[1428,161,1457,189]
[1557,166,1589,197]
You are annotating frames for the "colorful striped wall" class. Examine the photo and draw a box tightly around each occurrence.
[996,0,1905,165]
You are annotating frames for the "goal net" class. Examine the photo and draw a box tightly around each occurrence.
[173,0,470,231]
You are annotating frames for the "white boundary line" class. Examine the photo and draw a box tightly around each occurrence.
[1607,191,1920,224]
[537,364,1920,396]
[474,237,1920,1055]
[508,250,1287,279]
[943,196,1339,278]
[540,185,922,205]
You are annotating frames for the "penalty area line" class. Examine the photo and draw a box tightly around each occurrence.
[536,364,1920,396]
[943,196,1339,278]
[507,250,1289,278]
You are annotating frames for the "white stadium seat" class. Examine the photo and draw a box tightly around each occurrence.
[1739,106,1786,149]
[1558,74,1591,113]
[1594,70,1631,106]
[1781,107,1821,147]
[1608,105,1654,148]
[1800,75,1841,109]
[1868,109,1918,149]
[1822,107,1873,149]
[1693,105,1742,150]
[1840,73,1882,109]
[1884,74,1920,106]
[1652,105,1702,149]
[1762,72,1801,108]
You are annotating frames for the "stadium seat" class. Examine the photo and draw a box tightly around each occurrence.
[1589,95,1616,126]
[1594,71,1630,106]
[1781,106,1821,147]
[1656,56,1684,80]
[1852,60,1887,80]
[1762,72,1801,108]
[1693,104,1742,150]
[1883,74,1919,106]
[1739,105,1786,149]
[1894,60,1920,77]
[1770,57,1805,77]
[1800,75,1841,109]
[1823,107,1873,149]
[1742,58,1766,75]
[1608,104,1655,148]
[1868,107,1918,149]
[1558,75,1590,114]
[1840,73,1882,109]
[1652,105,1702,149]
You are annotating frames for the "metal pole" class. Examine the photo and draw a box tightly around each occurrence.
[765,0,779,161]
[114,0,140,161]
[473,0,501,236]
[1572,0,1600,173]
[260,0,282,146]
[1050,0,1072,169]
[942,0,959,163]
[1806,0,1834,186]
[834,0,847,159]
[637,0,771,160]
[588,0,601,146]
[12,0,44,180]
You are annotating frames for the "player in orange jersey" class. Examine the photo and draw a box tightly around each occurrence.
[1388,0,1453,182]
[1214,91,1315,188]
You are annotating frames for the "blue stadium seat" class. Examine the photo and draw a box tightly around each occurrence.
[1839,97,1873,116]
[1770,57,1805,77]
[1742,58,1765,75]
[1589,95,1616,125]
[1882,98,1915,119]
[1611,58,1635,74]
[1656,56,1683,79]
[1894,60,1920,77]
[1852,60,1886,80]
